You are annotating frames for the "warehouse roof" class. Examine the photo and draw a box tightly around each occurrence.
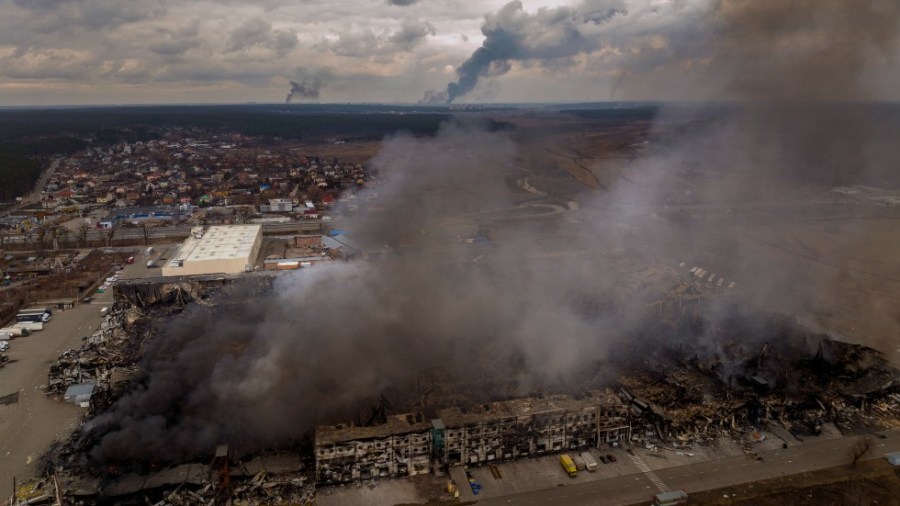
[174,225,262,263]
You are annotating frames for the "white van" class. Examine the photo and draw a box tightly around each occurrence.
[580,452,598,472]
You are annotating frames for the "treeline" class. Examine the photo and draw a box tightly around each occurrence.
[0,149,43,201]
[0,105,457,143]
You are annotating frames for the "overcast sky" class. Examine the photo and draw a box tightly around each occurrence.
[0,0,897,105]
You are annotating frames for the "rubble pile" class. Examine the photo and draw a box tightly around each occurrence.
[48,453,316,506]
[45,306,165,411]
[620,315,900,451]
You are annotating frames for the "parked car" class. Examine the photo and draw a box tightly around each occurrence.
[599,455,609,464]
[607,454,617,463]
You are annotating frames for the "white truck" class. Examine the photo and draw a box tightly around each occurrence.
[0,327,30,337]
[13,321,43,331]
[580,452,598,472]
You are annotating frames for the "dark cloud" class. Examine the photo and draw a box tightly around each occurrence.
[148,37,201,56]
[387,0,418,5]
[11,0,167,32]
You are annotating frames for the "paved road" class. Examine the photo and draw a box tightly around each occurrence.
[477,429,900,506]
[0,306,102,499]
[0,259,149,500]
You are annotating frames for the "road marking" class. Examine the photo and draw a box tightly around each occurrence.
[627,453,668,493]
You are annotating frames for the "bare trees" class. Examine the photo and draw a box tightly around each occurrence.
[103,227,117,247]
[77,223,91,247]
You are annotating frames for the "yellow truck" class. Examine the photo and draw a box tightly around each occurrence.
[559,454,578,478]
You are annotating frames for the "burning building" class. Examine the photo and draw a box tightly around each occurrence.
[314,391,631,484]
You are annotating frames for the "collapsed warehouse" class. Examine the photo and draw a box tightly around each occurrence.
[30,274,899,504]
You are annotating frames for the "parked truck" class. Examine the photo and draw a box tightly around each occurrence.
[559,454,578,478]
[0,327,30,337]
[13,321,43,331]
[580,452,598,472]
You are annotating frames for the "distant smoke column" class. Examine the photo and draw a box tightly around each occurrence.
[285,78,322,104]
[438,1,625,104]
[446,47,495,103]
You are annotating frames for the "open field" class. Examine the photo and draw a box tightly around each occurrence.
[673,458,900,506]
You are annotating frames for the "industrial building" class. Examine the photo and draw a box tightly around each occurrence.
[314,391,632,484]
[97,206,181,229]
[161,225,263,276]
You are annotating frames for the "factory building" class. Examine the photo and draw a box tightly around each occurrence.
[314,391,632,485]
[161,225,263,276]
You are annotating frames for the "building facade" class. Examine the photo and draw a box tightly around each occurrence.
[314,392,632,485]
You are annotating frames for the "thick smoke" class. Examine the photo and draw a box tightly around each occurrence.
[82,0,900,465]
[285,75,323,103]
[602,0,900,356]
[84,121,647,463]
[428,0,626,103]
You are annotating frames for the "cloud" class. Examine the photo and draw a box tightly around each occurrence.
[389,19,436,51]
[387,0,419,5]
[325,19,436,59]
[0,0,898,104]
[225,17,297,57]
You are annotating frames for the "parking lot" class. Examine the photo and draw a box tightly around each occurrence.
[449,447,639,501]
[0,249,164,499]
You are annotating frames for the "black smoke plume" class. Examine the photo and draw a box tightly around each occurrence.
[285,77,322,103]
[433,0,625,103]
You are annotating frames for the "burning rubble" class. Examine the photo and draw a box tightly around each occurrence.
[619,313,900,453]
[30,268,899,505]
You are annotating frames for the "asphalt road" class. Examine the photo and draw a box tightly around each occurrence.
[0,306,102,499]
[0,259,148,500]
[476,429,900,506]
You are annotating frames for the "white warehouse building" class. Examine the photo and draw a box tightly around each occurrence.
[161,224,263,277]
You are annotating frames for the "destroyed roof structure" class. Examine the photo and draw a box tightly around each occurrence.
[314,391,631,485]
